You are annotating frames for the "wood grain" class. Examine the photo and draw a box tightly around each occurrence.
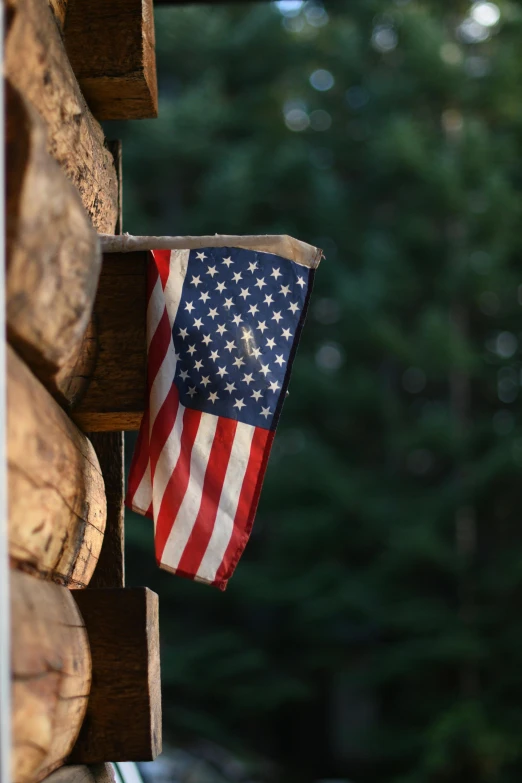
[70,588,162,763]
[73,253,148,432]
[6,81,101,407]
[64,0,158,120]
[42,764,116,783]
[7,345,107,588]
[48,0,67,30]
[5,0,119,233]
[11,571,91,783]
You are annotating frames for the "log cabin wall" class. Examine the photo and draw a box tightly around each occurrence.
[5,0,161,780]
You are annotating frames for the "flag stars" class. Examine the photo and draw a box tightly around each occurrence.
[239,287,251,300]
[274,354,286,367]
[196,252,207,261]
[260,406,271,419]
[193,317,204,329]
[178,327,188,340]
[296,276,306,288]
[288,302,300,314]
[187,386,197,398]
[248,261,258,272]
[279,284,291,297]
[255,277,266,289]
[251,347,262,359]
[223,297,234,310]
[206,265,218,278]
[185,301,195,313]
[194,359,203,371]
[200,376,211,388]
[216,324,227,336]
[257,321,268,334]
[191,275,202,287]
[216,281,226,293]
[208,391,219,403]
[225,340,236,353]
[259,363,271,377]
[207,307,218,320]
[187,344,197,356]
[233,398,246,411]
[264,294,274,306]
[225,382,236,393]
[271,267,282,280]
[268,380,280,392]
[233,356,245,369]
[251,389,263,401]
[231,314,243,327]
[242,373,254,385]
[216,366,228,378]
[210,349,220,361]
[222,256,233,267]
[272,311,283,324]
[248,304,259,316]
[242,328,254,342]
[179,368,189,381]
[282,327,292,340]
[232,272,243,283]
[199,291,210,303]
[266,337,276,349]
[202,334,212,346]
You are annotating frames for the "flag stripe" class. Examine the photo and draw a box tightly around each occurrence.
[127,408,151,510]
[175,416,238,578]
[151,393,184,521]
[154,407,203,562]
[212,427,273,589]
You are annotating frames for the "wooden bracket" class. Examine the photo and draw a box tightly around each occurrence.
[69,588,162,764]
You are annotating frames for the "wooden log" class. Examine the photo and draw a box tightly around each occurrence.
[70,588,161,763]
[5,0,119,233]
[7,345,107,588]
[42,764,115,783]
[73,253,148,432]
[11,571,91,783]
[48,0,68,30]
[64,0,158,120]
[6,81,101,406]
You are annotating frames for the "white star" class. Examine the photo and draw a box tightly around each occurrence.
[209,391,219,403]
[173,349,181,362]
[248,261,258,273]
[296,276,306,288]
[210,349,220,361]
[256,321,268,334]
[274,354,286,367]
[268,380,280,392]
[199,291,210,303]
[187,386,197,398]
[279,284,291,297]
[206,265,218,278]
[202,334,212,346]
[225,382,236,393]
[187,344,197,356]
[223,297,234,310]
[193,317,203,329]
[288,302,300,314]
[216,366,228,378]
[216,281,226,293]
[266,337,276,349]
[191,275,202,287]
[222,256,233,267]
[216,324,227,336]
[179,368,189,381]
[260,406,271,419]
[233,398,246,411]
[194,359,203,371]
[225,340,236,353]
[255,278,266,289]
[232,314,243,326]
[251,347,262,359]
[272,311,283,324]
[242,373,254,385]
[259,363,271,377]
[233,356,245,369]
[208,307,218,320]
[239,287,251,300]
[196,252,207,261]
[264,294,274,306]
[232,271,243,283]
[200,376,211,388]
[251,389,263,401]
[282,328,292,340]
[248,304,259,316]
[271,267,282,280]
[185,301,195,313]
[242,328,254,341]
[178,327,188,340]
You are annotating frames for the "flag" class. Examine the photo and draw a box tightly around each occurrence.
[126,236,322,589]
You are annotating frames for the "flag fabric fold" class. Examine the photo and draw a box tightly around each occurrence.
[126,236,322,589]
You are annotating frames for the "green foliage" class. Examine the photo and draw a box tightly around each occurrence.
[116,1,522,780]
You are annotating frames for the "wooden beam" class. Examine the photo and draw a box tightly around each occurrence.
[11,571,91,783]
[64,0,158,120]
[69,588,161,763]
[6,81,101,407]
[7,345,107,588]
[73,253,148,432]
[5,0,119,233]
[42,765,116,783]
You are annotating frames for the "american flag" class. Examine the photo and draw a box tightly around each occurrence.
[126,238,321,589]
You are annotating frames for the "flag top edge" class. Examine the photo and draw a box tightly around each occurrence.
[99,233,323,270]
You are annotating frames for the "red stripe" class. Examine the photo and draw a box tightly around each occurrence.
[152,249,172,290]
[147,307,172,389]
[126,409,150,505]
[147,253,160,303]
[175,417,238,579]
[213,427,274,590]
[154,407,203,563]
[149,384,180,482]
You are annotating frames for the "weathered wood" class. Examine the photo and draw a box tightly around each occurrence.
[5,0,119,233]
[42,764,115,783]
[6,82,101,406]
[70,588,161,763]
[88,434,125,589]
[11,571,91,783]
[7,345,107,588]
[73,253,148,432]
[48,0,67,30]
[64,0,158,120]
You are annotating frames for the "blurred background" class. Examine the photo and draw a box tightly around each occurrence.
[106,1,522,780]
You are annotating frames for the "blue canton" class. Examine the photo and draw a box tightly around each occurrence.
[172,247,310,430]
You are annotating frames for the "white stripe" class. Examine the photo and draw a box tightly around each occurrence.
[195,422,255,584]
[160,413,219,571]
[165,249,190,327]
[151,401,185,528]
[147,276,164,349]
[131,459,152,514]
